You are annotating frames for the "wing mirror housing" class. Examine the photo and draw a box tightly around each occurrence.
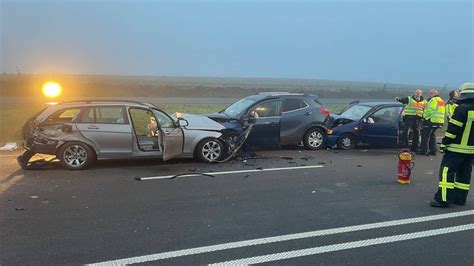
[177,117,189,127]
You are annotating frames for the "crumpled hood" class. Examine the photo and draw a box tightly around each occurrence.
[178,113,226,131]
[330,114,356,127]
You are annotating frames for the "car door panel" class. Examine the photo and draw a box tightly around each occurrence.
[358,106,402,147]
[161,127,184,161]
[280,107,312,145]
[246,117,281,148]
[76,123,133,158]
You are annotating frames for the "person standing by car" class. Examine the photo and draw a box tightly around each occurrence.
[395,89,426,151]
[431,83,474,207]
[418,89,445,156]
[445,90,459,121]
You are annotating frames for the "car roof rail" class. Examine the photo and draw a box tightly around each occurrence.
[258,92,304,96]
[61,99,148,105]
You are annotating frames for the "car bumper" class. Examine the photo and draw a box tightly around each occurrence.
[326,135,339,148]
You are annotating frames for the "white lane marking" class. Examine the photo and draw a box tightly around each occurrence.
[211,224,474,265]
[138,165,325,180]
[87,210,474,265]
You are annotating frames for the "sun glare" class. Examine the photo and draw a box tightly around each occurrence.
[42,81,62,98]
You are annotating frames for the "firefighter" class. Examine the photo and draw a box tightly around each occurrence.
[418,89,445,156]
[431,83,474,207]
[445,90,459,121]
[395,89,426,151]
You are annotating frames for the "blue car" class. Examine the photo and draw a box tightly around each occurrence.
[326,102,405,149]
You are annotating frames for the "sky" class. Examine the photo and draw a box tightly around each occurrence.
[1,0,473,86]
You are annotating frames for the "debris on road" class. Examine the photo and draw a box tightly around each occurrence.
[357,164,363,167]
[29,195,39,199]
[0,142,18,151]
[15,208,25,211]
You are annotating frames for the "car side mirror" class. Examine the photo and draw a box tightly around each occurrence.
[362,118,367,123]
[177,117,189,127]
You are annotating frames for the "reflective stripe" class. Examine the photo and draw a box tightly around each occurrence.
[446,111,474,154]
[441,167,449,202]
[449,119,463,127]
[454,182,470,191]
[439,182,455,189]
[446,145,474,154]
[445,132,456,139]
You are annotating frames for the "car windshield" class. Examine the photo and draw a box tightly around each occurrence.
[340,105,372,120]
[223,98,257,118]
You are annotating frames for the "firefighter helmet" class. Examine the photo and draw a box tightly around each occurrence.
[458,83,474,101]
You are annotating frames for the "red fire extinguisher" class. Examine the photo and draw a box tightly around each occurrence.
[397,149,414,184]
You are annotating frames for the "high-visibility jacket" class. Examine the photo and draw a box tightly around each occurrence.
[441,101,474,154]
[423,96,445,124]
[404,96,427,117]
[445,100,458,120]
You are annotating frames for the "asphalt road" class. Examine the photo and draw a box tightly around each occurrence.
[1,148,473,265]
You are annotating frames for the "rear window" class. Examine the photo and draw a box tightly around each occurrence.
[45,108,82,123]
[283,99,308,112]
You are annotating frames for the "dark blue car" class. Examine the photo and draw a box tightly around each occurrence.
[326,102,404,149]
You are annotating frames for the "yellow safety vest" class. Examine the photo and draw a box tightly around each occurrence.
[423,96,445,124]
[445,102,457,120]
[404,97,427,117]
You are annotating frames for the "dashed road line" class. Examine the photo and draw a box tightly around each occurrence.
[211,224,474,265]
[87,210,474,265]
[137,165,325,181]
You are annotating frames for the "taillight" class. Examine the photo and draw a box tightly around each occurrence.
[320,108,330,117]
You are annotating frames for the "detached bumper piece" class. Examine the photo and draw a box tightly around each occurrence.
[17,150,58,170]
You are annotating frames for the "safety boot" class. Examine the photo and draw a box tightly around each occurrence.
[430,200,451,208]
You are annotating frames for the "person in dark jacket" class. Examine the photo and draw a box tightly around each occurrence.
[431,83,474,207]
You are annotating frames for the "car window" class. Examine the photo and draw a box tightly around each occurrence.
[367,107,402,124]
[152,109,175,128]
[283,99,308,112]
[95,107,126,124]
[46,108,82,123]
[250,100,282,118]
[313,99,323,108]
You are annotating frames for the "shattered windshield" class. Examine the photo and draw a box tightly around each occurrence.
[340,105,372,121]
[223,98,257,118]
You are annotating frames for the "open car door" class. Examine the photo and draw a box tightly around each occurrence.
[152,109,185,161]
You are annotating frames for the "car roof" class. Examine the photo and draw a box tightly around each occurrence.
[252,92,318,99]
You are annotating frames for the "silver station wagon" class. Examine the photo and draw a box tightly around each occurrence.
[19,100,242,170]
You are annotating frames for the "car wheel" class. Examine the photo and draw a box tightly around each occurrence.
[196,138,224,163]
[338,134,356,150]
[303,128,327,150]
[58,142,95,170]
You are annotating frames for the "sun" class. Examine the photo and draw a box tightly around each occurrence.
[42,81,62,98]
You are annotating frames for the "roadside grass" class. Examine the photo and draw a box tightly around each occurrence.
[0,103,345,144]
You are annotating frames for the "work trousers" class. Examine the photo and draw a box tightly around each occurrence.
[433,151,472,205]
[420,120,442,155]
[401,116,421,151]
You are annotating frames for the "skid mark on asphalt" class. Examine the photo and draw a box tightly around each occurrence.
[87,210,474,265]
[211,224,474,265]
[137,165,325,181]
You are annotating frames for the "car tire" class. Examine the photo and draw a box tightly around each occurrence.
[195,138,224,163]
[58,142,95,170]
[338,134,356,150]
[303,127,327,150]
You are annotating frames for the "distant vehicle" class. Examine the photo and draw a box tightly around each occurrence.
[326,102,404,149]
[207,92,331,150]
[19,100,242,170]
